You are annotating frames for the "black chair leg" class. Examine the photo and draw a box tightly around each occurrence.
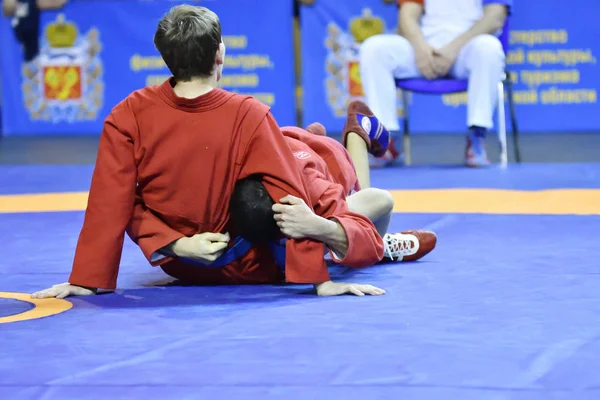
[402,90,411,165]
[504,69,521,163]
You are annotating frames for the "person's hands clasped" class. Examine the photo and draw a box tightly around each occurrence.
[414,43,438,80]
[431,43,460,78]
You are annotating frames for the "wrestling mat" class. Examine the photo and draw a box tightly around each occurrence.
[1,163,599,400]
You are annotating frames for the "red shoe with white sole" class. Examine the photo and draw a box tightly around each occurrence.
[381,230,437,262]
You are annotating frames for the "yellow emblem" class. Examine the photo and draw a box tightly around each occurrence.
[324,9,404,118]
[349,8,386,44]
[21,14,104,122]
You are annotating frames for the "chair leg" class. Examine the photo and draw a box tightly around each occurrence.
[402,90,411,166]
[504,70,521,163]
[497,81,508,167]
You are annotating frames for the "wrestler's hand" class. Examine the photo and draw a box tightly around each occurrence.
[173,232,230,263]
[273,195,319,239]
[32,283,97,299]
[314,281,386,297]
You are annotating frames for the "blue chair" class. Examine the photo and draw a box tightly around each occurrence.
[395,19,520,166]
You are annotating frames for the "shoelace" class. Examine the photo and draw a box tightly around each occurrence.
[383,234,415,261]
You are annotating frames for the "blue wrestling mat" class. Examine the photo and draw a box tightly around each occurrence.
[0,298,33,317]
[1,163,599,400]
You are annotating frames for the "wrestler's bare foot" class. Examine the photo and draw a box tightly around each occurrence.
[382,230,437,262]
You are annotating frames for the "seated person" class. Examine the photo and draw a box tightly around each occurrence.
[359,0,511,167]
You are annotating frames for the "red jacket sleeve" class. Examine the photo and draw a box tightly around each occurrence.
[238,112,330,284]
[306,169,384,268]
[125,195,185,266]
[68,104,138,290]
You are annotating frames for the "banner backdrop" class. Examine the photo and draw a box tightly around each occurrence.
[0,0,295,135]
[300,0,600,133]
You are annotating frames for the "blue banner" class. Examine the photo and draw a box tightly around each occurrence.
[0,0,295,135]
[300,0,600,133]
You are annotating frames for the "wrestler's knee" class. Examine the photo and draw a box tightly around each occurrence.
[362,187,394,215]
[374,188,394,215]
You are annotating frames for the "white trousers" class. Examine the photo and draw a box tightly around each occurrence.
[359,34,505,131]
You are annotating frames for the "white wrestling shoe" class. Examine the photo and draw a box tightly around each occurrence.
[382,230,437,262]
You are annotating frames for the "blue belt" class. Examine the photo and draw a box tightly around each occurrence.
[179,236,287,269]
[179,236,253,268]
[268,239,287,270]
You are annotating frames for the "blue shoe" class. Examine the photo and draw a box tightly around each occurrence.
[343,100,391,157]
[466,135,490,168]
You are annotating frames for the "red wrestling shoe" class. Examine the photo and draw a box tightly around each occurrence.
[343,100,390,158]
[381,230,437,262]
[306,122,327,136]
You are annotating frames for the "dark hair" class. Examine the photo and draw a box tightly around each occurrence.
[154,5,222,81]
[229,175,280,244]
